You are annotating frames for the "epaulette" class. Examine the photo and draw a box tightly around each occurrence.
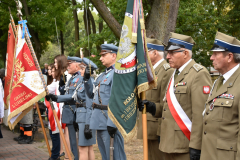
[193,63,203,72]
[163,63,170,71]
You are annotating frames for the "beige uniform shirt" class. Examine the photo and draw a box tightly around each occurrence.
[201,66,240,160]
[158,60,212,153]
[137,59,174,140]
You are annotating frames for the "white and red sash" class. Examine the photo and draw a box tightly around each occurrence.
[166,71,192,140]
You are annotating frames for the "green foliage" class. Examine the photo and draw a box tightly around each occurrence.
[176,0,240,68]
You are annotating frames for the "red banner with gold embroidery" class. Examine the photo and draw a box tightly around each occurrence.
[7,25,46,129]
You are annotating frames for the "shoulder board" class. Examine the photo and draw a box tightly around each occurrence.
[163,63,170,71]
[94,72,103,82]
[193,63,203,72]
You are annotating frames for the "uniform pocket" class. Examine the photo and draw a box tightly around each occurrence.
[174,124,189,149]
[99,81,111,94]
[212,99,233,121]
[217,139,236,160]
[174,86,188,105]
[75,108,86,123]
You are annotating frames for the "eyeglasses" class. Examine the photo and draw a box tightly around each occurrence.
[168,50,185,54]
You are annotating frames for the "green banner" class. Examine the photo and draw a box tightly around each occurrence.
[108,0,156,141]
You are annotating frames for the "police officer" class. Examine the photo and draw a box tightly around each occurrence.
[47,56,82,160]
[137,38,174,160]
[74,57,98,160]
[201,32,240,160]
[141,33,212,160]
[84,44,126,160]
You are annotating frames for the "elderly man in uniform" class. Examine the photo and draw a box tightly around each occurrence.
[84,44,126,160]
[141,33,212,160]
[137,38,174,160]
[201,32,240,160]
[47,56,82,160]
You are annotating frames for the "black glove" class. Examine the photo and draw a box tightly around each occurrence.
[59,75,67,87]
[138,99,156,116]
[107,126,117,138]
[45,95,51,101]
[84,65,94,81]
[84,125,92,139]
[73,121,79,132]
[47,94,58,102]
[189,148,201,160]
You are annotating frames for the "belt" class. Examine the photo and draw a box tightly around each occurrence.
[92,103,108,110]
[76,102,86,108]
[64,102,76,105]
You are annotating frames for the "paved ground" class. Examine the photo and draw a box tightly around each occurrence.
[0,125,49,160]
[0,124,144,160]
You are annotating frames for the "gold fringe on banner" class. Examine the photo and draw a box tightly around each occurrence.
[108,106,138,142]
[8,91,46,130]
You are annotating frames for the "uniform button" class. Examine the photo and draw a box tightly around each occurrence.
[162,117,165,120]
[204,131,207,135]
[230,146,233,150]
[164,108,166,111]
[205,121,207,125]
[206,112,209,115]
[221,102,224,105]
[178,90,180,92]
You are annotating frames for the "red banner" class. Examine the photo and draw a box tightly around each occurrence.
[7,25,46,129]
[4,24,16,109]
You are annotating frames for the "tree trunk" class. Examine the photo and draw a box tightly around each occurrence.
[90,0,179,44]
[60,30,64,55]
[90,0,122,39]
[21,0,42,60]
[72,0,80,57]
[97,20,104,53]
[145,0,180,44]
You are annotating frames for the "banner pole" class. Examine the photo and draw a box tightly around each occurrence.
[24,27,73,160]
[141,91,148,160]
[35,102,51,156]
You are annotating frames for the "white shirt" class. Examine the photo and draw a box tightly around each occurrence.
[153,59,164,70]
[223,64,239,84]
[177,59,192,75]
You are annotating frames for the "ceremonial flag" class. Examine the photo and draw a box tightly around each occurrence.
[108,0,156,141]
[4,23,16,109]
[8,25,46,129]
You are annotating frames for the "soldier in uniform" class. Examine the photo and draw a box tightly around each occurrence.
[140,33,212,160]
[84,44,126,160]
[137,38,174,160]
[201,32,240,160]
[47,56,83,160]
[74,57,98,160]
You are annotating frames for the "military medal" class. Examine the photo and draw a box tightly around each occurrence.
[174,82,187,88]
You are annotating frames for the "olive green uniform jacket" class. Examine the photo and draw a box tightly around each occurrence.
[137,59,174,140]
[157,60,212,153]
[201,66,240,160]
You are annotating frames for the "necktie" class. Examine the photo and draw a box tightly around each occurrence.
[216,76,224,91]
[174,69,180,80]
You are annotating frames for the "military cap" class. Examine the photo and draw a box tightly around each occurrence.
[82,57,98,70]
[67,56,82,63]
[147,38,165,51]
[100,44,118,55]
[165,32,195,51]
[210,32,240,53]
